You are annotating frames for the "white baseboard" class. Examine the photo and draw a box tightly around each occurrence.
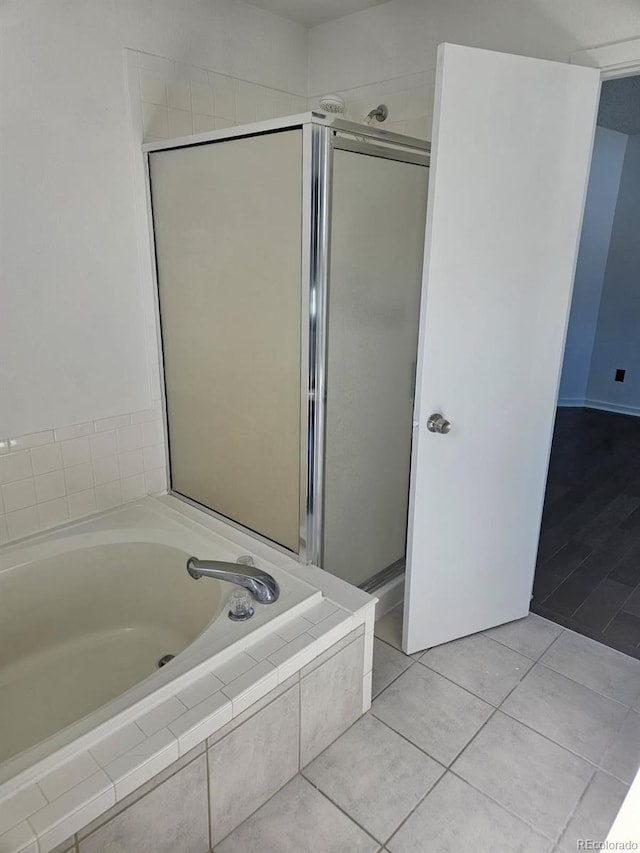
[557,398,586,407]
[584,398,640,417]
[557,398,640,417]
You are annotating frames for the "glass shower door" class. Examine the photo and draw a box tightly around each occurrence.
[149,129,303,553]
[322,146,429,586]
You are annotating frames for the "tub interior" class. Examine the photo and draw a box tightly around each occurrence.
[0,543,225,765]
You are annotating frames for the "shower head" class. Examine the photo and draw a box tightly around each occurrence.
[367,104,389,123]
[319,94,345,115]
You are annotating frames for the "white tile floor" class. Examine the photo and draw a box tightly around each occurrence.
[214,610,640,852]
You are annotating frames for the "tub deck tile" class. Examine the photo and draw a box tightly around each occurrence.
[308,609,358,652]
[89,723,146,767]
[268,633,318,682]
[274,615,314,643]
[0,786,47,836]
[176,673,225,709]
[169,691,233,755]
[303,599,339,625]
[244,632,287,663]
[103,728,179,800]
[39,753,101,803]
[28,770,114,853]
[213,653,257,685]
[0,820,39,853]
[136,696,188,738]
[222,660,279,716]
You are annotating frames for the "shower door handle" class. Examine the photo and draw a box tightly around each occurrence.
[427,413,451,434]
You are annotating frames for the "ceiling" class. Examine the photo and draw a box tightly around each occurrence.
[244,0,391,26]
[598,76,640,136]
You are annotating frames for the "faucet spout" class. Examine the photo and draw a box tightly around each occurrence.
[186,557,279,604]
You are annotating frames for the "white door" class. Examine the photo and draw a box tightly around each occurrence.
[404,44,601,653]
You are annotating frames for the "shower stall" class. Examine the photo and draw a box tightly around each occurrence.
[145,112,429,590]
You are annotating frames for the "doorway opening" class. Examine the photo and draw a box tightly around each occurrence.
[532,74,640,659]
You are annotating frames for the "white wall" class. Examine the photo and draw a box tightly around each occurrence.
[309,0,640,96]
[558,127,628,404]
[587,133,640,413]
[0,0,307,439]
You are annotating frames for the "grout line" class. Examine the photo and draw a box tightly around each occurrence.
[538,514,640,617]
[553,765,598,849]
[370,668,626,851]
[370,652,617,794]
[379,770,451,848]
[475,629,546,661]
[368,690,500,773]
[481,622,564,662]
[533,602,640,661]
[299,774,386,848]
[496,700,603,772]
[370,658,416,701]
[534,659,635,710]
[205,745,212,852]
[536,626,566,660]
[77,747,205,842]
[600,583,638,635]
[446,765,569,845]
[414,658,511,708]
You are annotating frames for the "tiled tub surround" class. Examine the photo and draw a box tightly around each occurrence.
[0,410,167,545]
[0,497,375,853]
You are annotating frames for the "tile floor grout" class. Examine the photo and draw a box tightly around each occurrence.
[367,624,637,844]
[601,582,638,635]
[381,621,640,716]
[359,651,563,847]
[347,671,578,849]
[553,764,600,852]
[369,678,584,847]
[297,772,383,848]
[383,694,610,848]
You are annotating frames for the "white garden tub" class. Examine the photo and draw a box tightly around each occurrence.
[0,498,319,789]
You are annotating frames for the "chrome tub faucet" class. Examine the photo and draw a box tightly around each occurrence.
[186,555,279,604]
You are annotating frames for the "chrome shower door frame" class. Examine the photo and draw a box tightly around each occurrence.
[303,121,331,567]
[142,113,429,567]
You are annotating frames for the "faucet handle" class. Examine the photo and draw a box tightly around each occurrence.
[228,589,255,621]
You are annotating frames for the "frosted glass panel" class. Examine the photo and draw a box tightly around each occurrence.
[323,149,429,585]
[150,130,302,552]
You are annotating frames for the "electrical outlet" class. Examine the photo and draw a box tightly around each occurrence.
[615,369,625,382]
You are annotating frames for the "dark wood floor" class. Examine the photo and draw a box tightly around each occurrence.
[532,407,640,659]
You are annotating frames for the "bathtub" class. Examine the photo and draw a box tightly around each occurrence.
[0,498,321,790]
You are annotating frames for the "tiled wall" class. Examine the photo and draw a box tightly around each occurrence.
[0,409,166,544]
[308,70,435,140]
[127,50,308,143]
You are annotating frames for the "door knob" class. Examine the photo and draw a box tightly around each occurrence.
[427,413,451,434]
